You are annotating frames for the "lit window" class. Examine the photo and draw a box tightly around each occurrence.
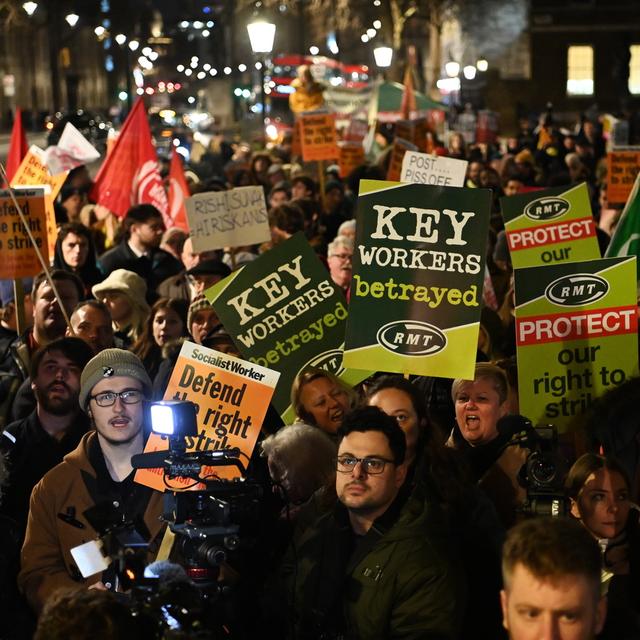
[567,45,593,96]
[629,45,640,94]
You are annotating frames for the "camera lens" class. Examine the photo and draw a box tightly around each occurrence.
[530,458,556,485]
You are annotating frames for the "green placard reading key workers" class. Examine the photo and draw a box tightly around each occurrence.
[206,232,369,422]
[500,182,600,269]
[343,180,492,379]
[515,256,639,432]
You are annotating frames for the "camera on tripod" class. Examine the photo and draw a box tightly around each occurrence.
[134,400,263,583]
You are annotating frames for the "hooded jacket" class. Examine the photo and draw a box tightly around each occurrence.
[285,485,463,639]
[18,431,165,613]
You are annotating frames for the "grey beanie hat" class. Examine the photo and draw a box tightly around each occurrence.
[80,348,152,411]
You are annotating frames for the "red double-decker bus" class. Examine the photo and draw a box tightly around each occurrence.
[269,54,369,99]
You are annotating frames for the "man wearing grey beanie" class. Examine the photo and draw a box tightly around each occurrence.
[19,349,165,614]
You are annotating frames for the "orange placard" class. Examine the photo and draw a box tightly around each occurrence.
[300,112,338,162]
[0,188,48,279]
[386,138,418,182]
[607,150,640,205]
[12,149,68,259]
[338,142,365,178]
[135,342,280,492]
[11,149,68,200]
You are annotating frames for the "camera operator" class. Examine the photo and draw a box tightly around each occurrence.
[18,349,165,614]
[447,362,528,528]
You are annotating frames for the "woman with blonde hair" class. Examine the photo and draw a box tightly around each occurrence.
[290,367,356,437]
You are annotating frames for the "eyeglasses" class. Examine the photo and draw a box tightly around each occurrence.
[329,253,352,261]
[89,389,144,407]
[336,455,394,475]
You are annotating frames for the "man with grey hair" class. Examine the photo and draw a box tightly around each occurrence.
[327,235,354,295]
[262,423,336,507]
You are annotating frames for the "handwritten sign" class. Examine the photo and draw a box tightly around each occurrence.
[400,150,467,187]
[186,185,270,253]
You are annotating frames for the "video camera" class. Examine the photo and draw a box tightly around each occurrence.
[497,415,569,517]
[73,400,263,638]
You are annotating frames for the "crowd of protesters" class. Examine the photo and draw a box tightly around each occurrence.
[0,106,638,640]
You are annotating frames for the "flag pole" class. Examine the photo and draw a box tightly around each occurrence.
[0,163,73,331]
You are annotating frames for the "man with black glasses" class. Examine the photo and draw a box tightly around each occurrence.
[284,406,463,639]
[19,349,165,614]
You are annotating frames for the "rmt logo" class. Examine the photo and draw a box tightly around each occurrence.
[545,274,609,306]
[376,321,447,356]
[524,196,570,221]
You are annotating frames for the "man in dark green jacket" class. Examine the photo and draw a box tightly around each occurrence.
[284,406,464,639]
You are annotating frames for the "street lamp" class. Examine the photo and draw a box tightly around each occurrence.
[373,46,393,69]
[445,61,460,78]
[65,13,79,27]
[22,2,37,16]
[477,58,488,72]
[247,15,276,147]
[463,65,477,80]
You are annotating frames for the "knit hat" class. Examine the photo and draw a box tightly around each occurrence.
[79,348,152,411]
[92,269,150,314]
[188,293,216,329]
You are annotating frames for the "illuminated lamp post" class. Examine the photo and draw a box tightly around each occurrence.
[247,15,276,147]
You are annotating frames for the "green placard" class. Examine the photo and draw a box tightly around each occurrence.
[343,179,492,379]
[206,232,369,422]
[515,256,639,432]
[500,183,600,269]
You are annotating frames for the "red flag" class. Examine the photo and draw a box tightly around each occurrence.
[167,150,190,231]
[90,98,169,222]
[400,66,417,120]
[5,108,29,183]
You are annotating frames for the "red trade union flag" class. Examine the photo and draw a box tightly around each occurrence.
[400,66,417,121]
[90,98,169,221]
[5,108,28,183]
[167,150,190,231]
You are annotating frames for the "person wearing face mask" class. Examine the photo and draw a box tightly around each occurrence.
[566,454,640,639]
[291,367,356,438]
[448,362,528,528]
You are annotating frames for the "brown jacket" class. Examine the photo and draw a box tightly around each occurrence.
[18,431,165,613]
